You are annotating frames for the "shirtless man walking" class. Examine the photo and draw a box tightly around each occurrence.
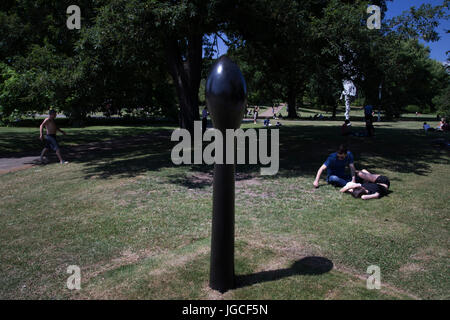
[39,110,68,164]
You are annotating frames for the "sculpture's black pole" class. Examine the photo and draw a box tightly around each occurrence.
[205,56,247,293]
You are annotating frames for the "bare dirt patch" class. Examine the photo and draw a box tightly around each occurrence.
[147,246,210,277]
[203,284,228,300]
[399,263,425,273]
[82,247,161,283]
[180,171,262,190]
[188,172,213,185]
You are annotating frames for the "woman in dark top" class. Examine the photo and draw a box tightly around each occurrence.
[340,182,388,200]
[356,169,390,191]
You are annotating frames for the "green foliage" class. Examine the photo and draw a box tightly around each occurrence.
[388,1,449,42]
[0,44,77,124]
[0,0,179,125]
[404,105,420,113]
[433,80,450,117]
[0,0,448,125]
[0,62,18,121]
[358,38,448,116]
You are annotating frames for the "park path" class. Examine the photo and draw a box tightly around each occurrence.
[0,156,41,174]
[259,105,285,118]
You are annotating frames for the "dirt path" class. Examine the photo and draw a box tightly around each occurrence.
[0,156,41,174]
[259,105,285,118]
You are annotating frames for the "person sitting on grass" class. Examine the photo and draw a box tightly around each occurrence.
[39,110,68,164]
[442,119,450,132]
[436,118,449,131]
[423,122,434,132]
[313,144,356,188]
[340,181,388,200]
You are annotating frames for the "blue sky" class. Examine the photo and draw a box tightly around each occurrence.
[385,0,449,62]
[208,0,449,62]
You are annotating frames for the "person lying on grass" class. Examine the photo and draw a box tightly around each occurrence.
[340,181,388,200]
[39,110,68,164]
[313,144,356,188]
[339,169,390,200]
[356,169,390,191]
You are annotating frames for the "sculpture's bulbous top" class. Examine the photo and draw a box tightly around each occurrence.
[205,56,247,131]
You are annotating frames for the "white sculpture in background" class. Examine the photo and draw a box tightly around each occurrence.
[341,79,357,121]
[338,5,381,121]
[339,51,358,121]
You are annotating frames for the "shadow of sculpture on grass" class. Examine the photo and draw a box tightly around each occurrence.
[235,256,333,289]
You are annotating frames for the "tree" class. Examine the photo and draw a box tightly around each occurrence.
[309,0,448,117]
[225,0,322,118]
[433,65,450,118]
[75,0,243,132]
[355,1,449,116]
[1,0,448,127]
[0,0,98,124]
[74,0,178,124]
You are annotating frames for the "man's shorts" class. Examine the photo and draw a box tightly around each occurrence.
[45,134,60,151]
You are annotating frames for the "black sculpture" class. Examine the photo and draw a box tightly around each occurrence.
[205,56,247,293]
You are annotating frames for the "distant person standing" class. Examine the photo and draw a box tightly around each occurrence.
[365,118,375,137]
[253,106,259,124]
[364,104,374,122]
[202,106,208,135]
[364,104,374,137]
[39,110,68,164]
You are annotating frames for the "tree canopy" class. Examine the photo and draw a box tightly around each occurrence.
[0,0,449,126]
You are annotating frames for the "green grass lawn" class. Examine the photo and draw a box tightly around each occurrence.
[0,117,449,299]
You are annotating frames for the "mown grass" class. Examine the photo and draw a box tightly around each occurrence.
[0,115,448,299]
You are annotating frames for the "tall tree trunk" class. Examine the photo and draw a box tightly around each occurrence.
[287,85,298,118]
[166,34,203,134]
[297,93,303,117]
